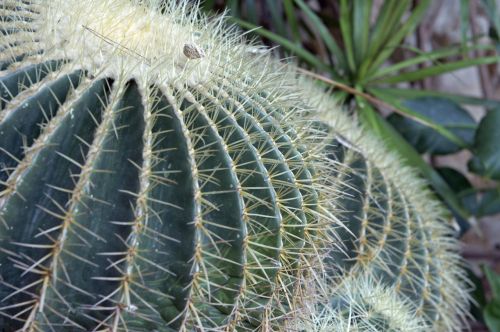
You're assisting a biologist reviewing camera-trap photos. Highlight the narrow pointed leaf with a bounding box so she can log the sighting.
[352,0,372,64]
[295,0,347,69]
[369,44,495,80]
[339,0,356,72]
[386,97,476,155]
[372,56,500,84]
[365,0,430,77]
[370,90,470,148]
[283,0,301,43]
[358,1,410,78]
[370,87,500,108]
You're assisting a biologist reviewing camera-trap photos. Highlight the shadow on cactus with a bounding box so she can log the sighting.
[0,0,469,331]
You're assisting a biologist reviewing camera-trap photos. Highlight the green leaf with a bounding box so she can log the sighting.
[450,186,500,218]
[435,170,500,217]
[436,167,476,233]
[283,0,301,44]
[436,167,473,193]
[386,97,476,155]
[371,91,471,149]
[245,0,259,24]
[355,96,470,222]
[485,265,500,298]
[456,188,480,218]
[369,44,495,81]
[372,56,500,84]
[352,0,372,64]
[484,266,500,332]
[485,299,500,332]
[294,0,347,70]
[339,0,356,73]
[467,267,487,322]
[370,87,500,108]
[365,0,430,78]
[482,0,500,47]
[477,187,500,216]
[230,17,331,73]
[364,1,408,61]
[459,0,470,48]
[468,109,500,180]
[227,0,239,15]
[266,0,287,38]
[200,0,216,11]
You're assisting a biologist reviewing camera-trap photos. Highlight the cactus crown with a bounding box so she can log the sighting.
[25,0,233,83]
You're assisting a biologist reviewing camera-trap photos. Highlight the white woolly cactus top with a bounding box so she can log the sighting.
[12,0,271,86]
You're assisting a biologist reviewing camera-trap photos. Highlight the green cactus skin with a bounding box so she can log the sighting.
[302,87,471,331]
[0,1,331,331]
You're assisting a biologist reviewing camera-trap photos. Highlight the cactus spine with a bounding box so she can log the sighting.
[0,1,470,331]
[295,276,428,332]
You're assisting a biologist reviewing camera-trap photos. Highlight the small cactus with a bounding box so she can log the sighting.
[295,275,428,332]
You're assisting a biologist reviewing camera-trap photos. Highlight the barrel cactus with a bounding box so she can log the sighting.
[0,0,470,331]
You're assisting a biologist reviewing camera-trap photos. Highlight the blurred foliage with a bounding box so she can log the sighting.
[484,266,500,332]
[200,0,500,329]
[387,98,476,155]
[468,266,488,323]
[482,0,500,52]
[469,109,500,181]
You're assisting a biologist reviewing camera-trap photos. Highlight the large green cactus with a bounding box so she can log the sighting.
[0,1,332,330]
[0,0,470,331]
